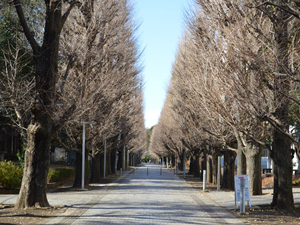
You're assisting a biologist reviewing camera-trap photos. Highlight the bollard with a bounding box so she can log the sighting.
[240,178,245,214]
[160,168,162,175]
[120,168,123,176]
[203,170,207,191]
[134,168,136,175]
[147,167,149,175]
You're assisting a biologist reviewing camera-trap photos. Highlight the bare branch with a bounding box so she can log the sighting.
[11,0,40,53]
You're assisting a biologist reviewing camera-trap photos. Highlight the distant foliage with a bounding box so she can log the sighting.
[142,154,151,163]
[0,161,23,190]
[47,168,75,183]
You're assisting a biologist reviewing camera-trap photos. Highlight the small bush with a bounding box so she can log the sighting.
[0,161,23,190]
[292,177,300,186]
[48,167,75,183]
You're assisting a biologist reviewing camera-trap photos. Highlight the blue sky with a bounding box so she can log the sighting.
[133,0,193,129]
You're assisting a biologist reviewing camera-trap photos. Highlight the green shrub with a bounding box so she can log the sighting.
[0,160,23,190]
[48,167,75,183]
[293,177,300,186]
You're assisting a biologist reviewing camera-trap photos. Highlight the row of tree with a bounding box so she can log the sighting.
[1,0,145,209]
[150,0,300,210]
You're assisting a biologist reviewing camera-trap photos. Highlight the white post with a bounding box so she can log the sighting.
[217,156,221,191]
[203,170,207,191]
[103,134,107,178]
[240,178,245,214]
[81,123,86,190]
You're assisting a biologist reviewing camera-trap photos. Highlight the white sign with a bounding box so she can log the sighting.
[234,175,251,208]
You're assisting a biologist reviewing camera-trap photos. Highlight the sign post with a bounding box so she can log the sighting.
[234,175,251,208]
[240,178,246,213]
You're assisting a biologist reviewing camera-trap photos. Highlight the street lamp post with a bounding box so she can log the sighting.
[82,121,96,190]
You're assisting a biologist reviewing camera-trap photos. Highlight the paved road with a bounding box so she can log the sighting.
[64,164,244,225]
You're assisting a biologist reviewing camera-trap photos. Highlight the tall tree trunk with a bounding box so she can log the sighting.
[272,131,293,208]
[207,156,213,183]
[12,0,78,209]
[107,149,111,176]
[15,38,59,208]
[222,150,236,190]
[15,121,51,208]
[91,148,101,183]
[194,152,200,178]
[129,152,132,167]
[237,146,246,175]
[271,7,294,209]
[245,144,262,195]
[111,148,117,174]
[125,148,128,169]
[211,154,217,184]
[73,151,82,187]
[172,155,175,169]
[84,147,89,187]
[189,154,195,175]
[117,150,122,170]
[100,153,104,178]
[179,152,184,171]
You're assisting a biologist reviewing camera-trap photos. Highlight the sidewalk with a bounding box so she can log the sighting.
[0,169,134,206]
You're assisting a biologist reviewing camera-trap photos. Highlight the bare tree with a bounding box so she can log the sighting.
[56,0,144,184]
[155,1,271,195]
[3,0,144,209]
[2,0,81,209]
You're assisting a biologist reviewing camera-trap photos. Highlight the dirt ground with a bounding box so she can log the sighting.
[0,204,66,225]
[232,174,300,224]
[231,206,300,224]
[181,173,300,225]
[1,168,300,224]
[0,165,121,225]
